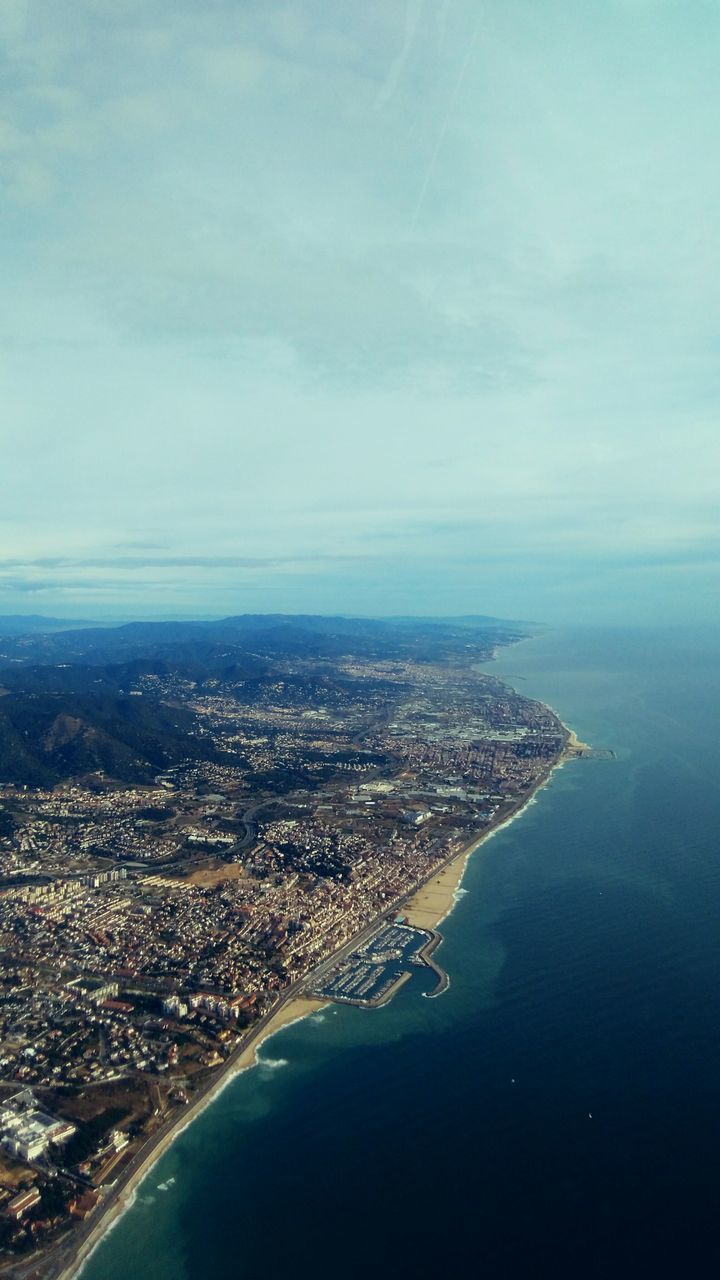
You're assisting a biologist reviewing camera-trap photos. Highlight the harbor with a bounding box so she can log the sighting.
[307,922,448,1007]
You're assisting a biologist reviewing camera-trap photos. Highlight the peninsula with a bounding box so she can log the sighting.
[0,614,588,1278]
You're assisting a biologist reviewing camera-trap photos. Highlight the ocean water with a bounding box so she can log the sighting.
[80,627,720,1279]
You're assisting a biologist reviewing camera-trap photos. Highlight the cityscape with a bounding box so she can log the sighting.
[0,615,577,1274]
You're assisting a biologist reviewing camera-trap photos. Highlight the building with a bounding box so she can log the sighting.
[66,977,120,1006]
[163,995,188,1018]
[6,1187,41,1220]
[400,809,432,826]
[0,1091,76,1163]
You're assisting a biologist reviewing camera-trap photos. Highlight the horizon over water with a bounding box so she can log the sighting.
[80,626,720,1279]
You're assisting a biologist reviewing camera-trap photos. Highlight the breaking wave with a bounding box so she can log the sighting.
[260,1056,289,1070]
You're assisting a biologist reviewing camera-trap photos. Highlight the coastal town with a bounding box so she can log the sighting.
[0,617,578,1276]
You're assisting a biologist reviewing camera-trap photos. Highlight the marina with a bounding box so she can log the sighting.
[308,923,448,1006]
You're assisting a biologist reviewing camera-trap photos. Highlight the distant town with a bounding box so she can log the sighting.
[0,614,575,1275]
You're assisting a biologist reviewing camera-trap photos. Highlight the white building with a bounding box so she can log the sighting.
[0,1091,76,1163]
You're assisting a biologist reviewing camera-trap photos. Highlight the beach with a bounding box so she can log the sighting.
[563,728,593,757]
[232,996,327,1071]
[403,843,478,930]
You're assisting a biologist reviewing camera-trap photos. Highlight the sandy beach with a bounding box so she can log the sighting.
[403,843,479,931]
[232,996,327,1070]
[563,728,593,757]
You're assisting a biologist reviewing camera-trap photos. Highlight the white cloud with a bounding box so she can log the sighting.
[1,0,719,622]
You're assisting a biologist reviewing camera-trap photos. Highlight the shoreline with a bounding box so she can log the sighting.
[404,720,583,934]
[42,712,585,1280]
[54,996,326,1280]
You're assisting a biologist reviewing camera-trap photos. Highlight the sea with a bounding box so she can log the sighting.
[80,626,720,1279]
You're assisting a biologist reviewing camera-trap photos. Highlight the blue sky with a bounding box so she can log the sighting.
[2,0,719,623]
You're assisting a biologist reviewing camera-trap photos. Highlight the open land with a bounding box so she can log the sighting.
[0,614,589,1278]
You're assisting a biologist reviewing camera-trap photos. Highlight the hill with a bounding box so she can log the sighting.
[0,691,227,787]
[0,614,525,786]
[0,613,523,668]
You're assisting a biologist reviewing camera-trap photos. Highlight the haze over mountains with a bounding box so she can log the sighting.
[0,614,521,789]
[0,616,96,636]
[0,614,520,664]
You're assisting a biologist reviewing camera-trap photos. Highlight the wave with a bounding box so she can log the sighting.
[422,981,450,1000]
[259,1056,289,1070]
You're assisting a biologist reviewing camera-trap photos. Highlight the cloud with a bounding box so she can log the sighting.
[1,0,719,623]
[0,553,367,572]
[374,0,424,110]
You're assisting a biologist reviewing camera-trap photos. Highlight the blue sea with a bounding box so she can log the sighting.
[80,627,720,1279]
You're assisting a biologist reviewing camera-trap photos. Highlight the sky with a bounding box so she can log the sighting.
[2,0,719,624]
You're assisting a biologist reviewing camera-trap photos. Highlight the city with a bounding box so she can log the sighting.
[0,617,571,1271]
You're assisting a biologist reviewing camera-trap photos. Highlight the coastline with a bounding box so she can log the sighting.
[47,713,586,1280]
[404,721,589,933]
[55,996,326,1280]
[563,728,593,758]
